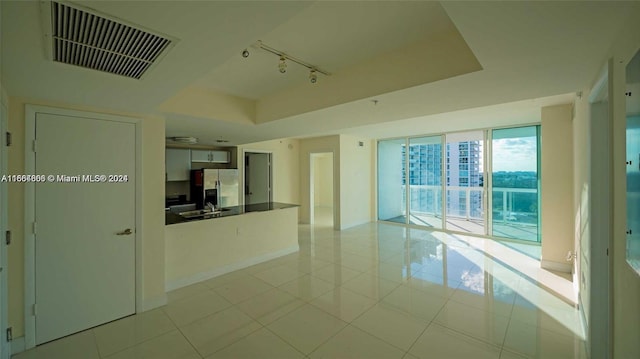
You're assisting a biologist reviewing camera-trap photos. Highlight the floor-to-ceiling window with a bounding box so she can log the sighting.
[445,131,485,235]
[377,125,541,243]
[491,126,541,242]
[407,136,443,228]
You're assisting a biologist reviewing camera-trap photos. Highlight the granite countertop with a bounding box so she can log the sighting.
[166,202,299,225]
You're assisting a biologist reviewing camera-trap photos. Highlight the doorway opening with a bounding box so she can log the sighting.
[244,151,272,205]
[310,153,334,227]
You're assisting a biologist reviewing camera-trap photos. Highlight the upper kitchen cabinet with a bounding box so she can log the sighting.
[166,148,191,181]
[191,149,230,163]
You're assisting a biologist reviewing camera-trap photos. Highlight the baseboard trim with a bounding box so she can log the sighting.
[140,294,167,312]
[165,245,299,292]
[11,336,25,355]
[541,259,572,273]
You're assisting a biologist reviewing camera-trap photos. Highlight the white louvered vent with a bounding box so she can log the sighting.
[49,1,172,79]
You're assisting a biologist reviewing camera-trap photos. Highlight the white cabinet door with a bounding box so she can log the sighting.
[35,112,135,344]
[191,150,210,162]
[211,150,229,163]
[166,148,191,181]
[191,150,229,163]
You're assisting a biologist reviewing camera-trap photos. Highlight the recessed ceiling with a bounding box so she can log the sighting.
[195,1,455,99]
[2,1,639,146]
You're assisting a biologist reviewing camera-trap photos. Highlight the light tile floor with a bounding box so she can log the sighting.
[14,222,586,359]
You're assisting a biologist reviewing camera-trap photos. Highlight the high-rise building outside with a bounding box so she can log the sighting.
[446,141,483,218]
[402,141,483,218]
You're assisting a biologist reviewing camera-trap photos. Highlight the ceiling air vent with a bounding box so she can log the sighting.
[45,1,173,79]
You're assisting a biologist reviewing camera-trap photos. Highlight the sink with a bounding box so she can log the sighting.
[179,209,211,216]
[179,208,231,219]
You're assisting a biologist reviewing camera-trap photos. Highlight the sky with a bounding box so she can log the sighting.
[492,137,537,172]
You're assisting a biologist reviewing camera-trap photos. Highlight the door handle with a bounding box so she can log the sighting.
[116,228,133,236]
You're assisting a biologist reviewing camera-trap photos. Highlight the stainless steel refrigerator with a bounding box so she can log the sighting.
[190,169,239,209]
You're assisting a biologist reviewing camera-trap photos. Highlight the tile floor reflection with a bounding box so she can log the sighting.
[14,222,586,359]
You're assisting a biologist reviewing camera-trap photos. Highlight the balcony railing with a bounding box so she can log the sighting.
[402,185,538,226]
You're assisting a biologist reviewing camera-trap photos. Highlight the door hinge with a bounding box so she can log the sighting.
[6,327,12,342]
[32,303,37,316]
[5,132,11,147]
[32,139,37,152]
[606,248,609,256]
[5,230,10,245]
[32,222,37,234]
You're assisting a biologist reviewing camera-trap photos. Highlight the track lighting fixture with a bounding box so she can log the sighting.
[244,40,330,84]
[278,56,287,73]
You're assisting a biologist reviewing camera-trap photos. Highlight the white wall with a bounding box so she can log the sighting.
[573,80,615,358]
[6,98,166,339]
[572,89,592,336]
[541,104,574,272]
[339,135,374,229]
[237,138,300,205]
[165,207,298,290]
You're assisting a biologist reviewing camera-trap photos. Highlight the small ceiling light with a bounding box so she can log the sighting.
[216,139,230,143]
[309,69,317,84]
[241,49,250,58]
[278,56,287,73]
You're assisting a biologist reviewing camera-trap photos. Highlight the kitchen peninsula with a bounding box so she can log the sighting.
[165,202,299,291]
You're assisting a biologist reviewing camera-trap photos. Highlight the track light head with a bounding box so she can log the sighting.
[241,49,250,58]
[278,56,287,73]
[309,69,317,84]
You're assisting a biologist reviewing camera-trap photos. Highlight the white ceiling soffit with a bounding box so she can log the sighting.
[42,1,174,80]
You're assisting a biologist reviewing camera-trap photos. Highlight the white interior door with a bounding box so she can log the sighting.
[245,152,271,204]
[34,113,136,344]
[0,102,8,358]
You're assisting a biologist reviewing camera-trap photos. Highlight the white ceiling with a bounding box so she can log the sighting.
[2,1,639,145]
[195,1,454,99]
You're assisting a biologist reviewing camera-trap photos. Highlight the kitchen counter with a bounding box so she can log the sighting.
[165,203,299,291]
[165,202,299,225]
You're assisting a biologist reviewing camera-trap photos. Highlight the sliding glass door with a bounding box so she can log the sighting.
[407,136,443,228]
[378,138,407,223]
[445,131,485,235]
[377,126,541,243]
[490,126,540,242]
